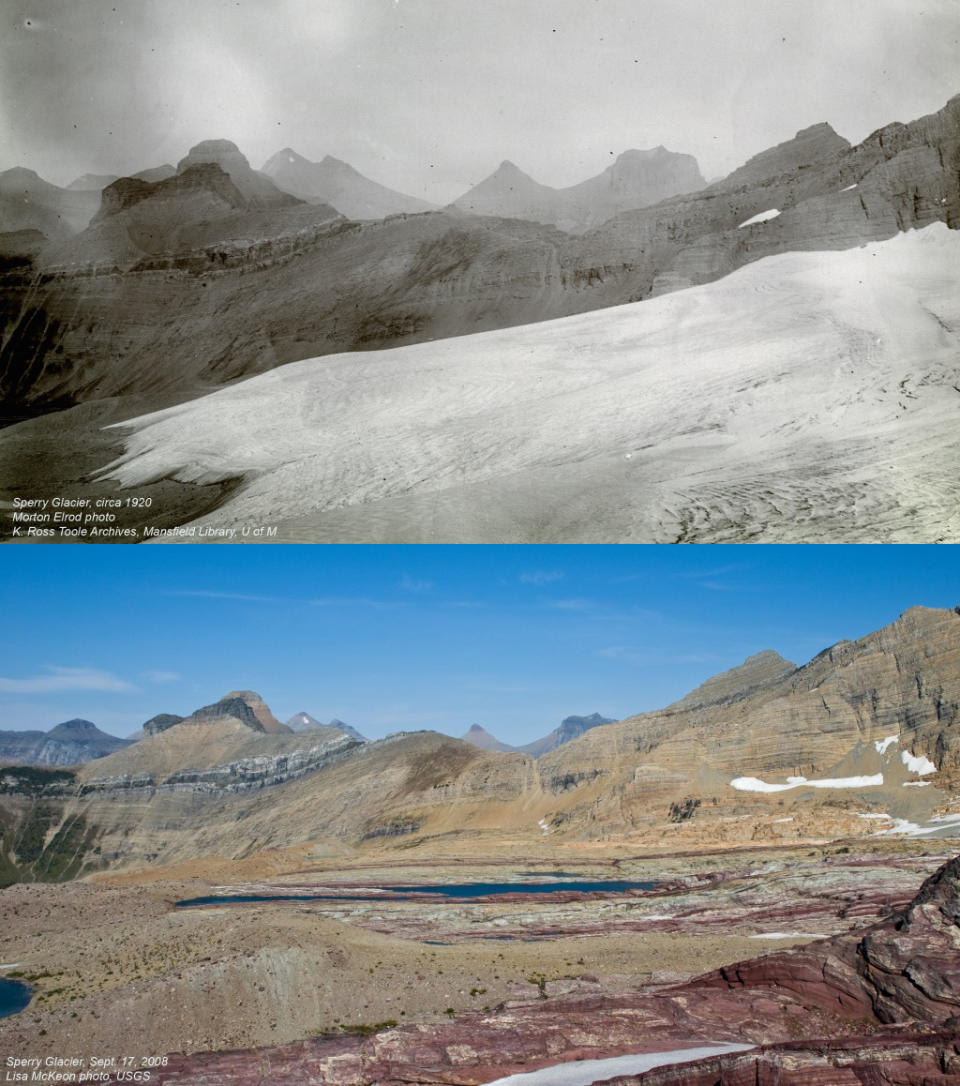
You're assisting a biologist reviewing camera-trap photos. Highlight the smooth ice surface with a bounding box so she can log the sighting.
[731,774,883,792]
[875,735,899,754]
[481,1043,755,1085]
[737,207,781,227]
[101,224,960,543]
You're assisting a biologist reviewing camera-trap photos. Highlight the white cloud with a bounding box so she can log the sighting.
[142,670,181,684]
[519,570,564,586]
[0,666,135,694]
[399,573,434,593]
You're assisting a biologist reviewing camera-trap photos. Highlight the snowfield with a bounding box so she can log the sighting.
[737,207,781,227]
[100,224,960,542]
[731,774,884,793]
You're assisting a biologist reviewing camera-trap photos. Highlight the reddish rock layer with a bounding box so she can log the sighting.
[114,853,960,1085]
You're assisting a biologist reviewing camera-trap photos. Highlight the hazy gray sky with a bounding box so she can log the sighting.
[2,0,958,202]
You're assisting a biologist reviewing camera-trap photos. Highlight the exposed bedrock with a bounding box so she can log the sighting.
[101,852,960,1085]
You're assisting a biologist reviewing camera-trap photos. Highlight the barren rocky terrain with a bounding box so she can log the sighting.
[2,607,960,1082]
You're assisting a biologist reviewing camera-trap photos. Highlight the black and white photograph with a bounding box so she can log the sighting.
[1,0,958,543]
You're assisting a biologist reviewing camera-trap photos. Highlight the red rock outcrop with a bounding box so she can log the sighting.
[102,852,960,1085]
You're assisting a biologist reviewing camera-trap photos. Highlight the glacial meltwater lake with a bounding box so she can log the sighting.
[176,880,656,907]
[0,978,31,1018]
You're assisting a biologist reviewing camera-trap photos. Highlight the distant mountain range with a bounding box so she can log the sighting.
[287,712,367,743]
[460,713,617,756]
[1,605,957,884]
[452,147,706,233]
[262,148,435,219]
[0,719,132,766]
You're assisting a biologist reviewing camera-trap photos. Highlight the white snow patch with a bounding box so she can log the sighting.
[841,183,858,192]
[538,819,550,836]
[731,774,883,792]
[738,208,781,228]
[903,781,932,787]
[772,817,794,823]
[481,1043,756,1085]
[901,750,937,775]
[749,932,828,940]
[857,813,891,820]
[875,735,899,755]
[877,813,960,837]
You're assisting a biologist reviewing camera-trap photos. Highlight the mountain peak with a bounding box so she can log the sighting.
[186,138,241,156]
[48,718,101,738]
[461,724,516,752]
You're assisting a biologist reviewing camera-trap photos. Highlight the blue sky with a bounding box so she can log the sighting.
[0,545,956,742]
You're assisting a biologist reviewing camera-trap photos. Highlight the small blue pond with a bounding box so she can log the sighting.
[176,880,656,908]
[0,978,31,1018]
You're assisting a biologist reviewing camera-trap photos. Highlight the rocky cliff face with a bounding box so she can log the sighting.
[539,606,960,839]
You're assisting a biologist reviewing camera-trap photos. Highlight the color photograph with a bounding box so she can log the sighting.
[0,544,959,1082]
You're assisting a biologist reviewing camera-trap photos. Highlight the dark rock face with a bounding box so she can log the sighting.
[0,720,131,766]
[94,164,249,221]
[176,139,301,208]
[183,697,266,732]
[141,714,184,737]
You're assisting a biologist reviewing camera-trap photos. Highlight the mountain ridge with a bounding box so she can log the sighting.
[453,145,706,232]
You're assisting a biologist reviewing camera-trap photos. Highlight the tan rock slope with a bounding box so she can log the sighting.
[0,606,956,882]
